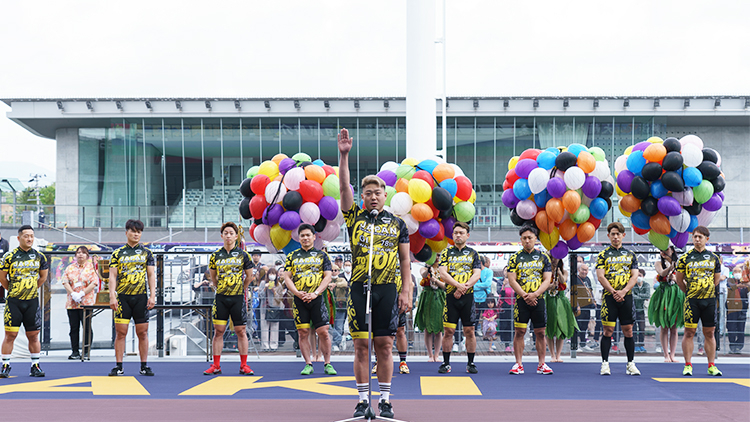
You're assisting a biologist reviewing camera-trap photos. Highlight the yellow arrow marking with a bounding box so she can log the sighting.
[653,378,750,387]
[180,376,363,396]
[0,376,150,395]
[420,376,482,395]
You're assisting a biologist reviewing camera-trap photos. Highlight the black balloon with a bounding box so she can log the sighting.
[239,178,254,198]
[282,191,303,211]
[239,197,252,220]
[604,197,612,210]
[663,137,681,153]
[711,176,725,193]
[661,171,685,192]
[438,206,454,220]
[415,244,433,262]
[641,162,663,182]
[702,148,719,164]
[697,161,721,181]
[630,176,651,200]
[640,197,659,216]
[555,151,577,171]
[314,215,327,233]
[510,209,529,226]
[299,161,313,168]
[662,151,684,171]
[685,200,702,216]
[598,181,614,199]
[431,187,453,211]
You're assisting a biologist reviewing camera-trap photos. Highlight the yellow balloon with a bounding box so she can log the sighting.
[624,146,633,155]
[269,224,291,250]
[540,228,560,251]
[468,189,476,204]
[647,136,663,144]
[333,166,339,177]
[272,153,288,165]
[258,160,279,179]
[408,178,432,203]
[425,237,448,253]
[618,203,632,218]
[615,184,626,197]
[401,157,419,167]
[508,156,519,170]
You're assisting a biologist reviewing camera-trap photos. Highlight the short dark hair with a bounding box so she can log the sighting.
[298,223,316,235]
[75,246,90,256]
[693,226,710,237]
[607,222,625,234]
[519,224,538,238]
[251,249,262,256]
[125,219,144,232]
[18,225,34,235]
[453,221,470,233]
[220,222,239,234]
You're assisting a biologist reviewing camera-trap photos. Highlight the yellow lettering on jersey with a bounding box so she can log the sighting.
[653,378,749,387]
[420,377,482,395]
[0,376,149,395]
[179,376,359,396]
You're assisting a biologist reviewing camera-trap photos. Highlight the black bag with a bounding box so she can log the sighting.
[266,308,282,321]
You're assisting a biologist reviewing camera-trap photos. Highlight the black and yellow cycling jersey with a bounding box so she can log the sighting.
[439,245,481,294]
[0,247,49,300]
[285,247,332,293]
[109,243,154,295]
[507,249,551,295]
[596,246,638,296]
[344,203,409,285]
[676,248,721,299]
[209,246,253,296]
[395,266,402,293]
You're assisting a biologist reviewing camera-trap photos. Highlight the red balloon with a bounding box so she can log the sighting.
[455,176,473,201]
[505,168,520,185]
[634,227,650,236]
[413,170,435,189]
[250,195,268,220]
[248,223,257,241]
[409,233,426,254]
[299,180,324,203]
[429,223,445,242]
[503,179,512,190]
[322,165,336,177]
[519,149,542,161]
[586,215,602,229]
[250,174,270,195]
[426,199,440,219]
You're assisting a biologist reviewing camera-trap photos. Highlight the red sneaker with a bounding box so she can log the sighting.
[509,363,524,375]
[239,364,255,375]
[537,363,554,375]
[203,364,221,375]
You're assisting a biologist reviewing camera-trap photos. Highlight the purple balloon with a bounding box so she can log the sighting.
[278,210,301,231]
[376,170,398,187]
[442,217,456,240]
[502,189,520,208]
[717,191,725,200]
[632,141,650,152]
[279,158,297,175]
[514,159,538,179]
[419,219,441,239]
[672,231,690,249]
[657,196,682,217]
[581,176,602,199]
[262,203,284,226]
[547,177,567,198]
[567,235,582,251]
[318,196,339,220]
[616,170,635,194]
[549,241,569,260]
[702,193,723,212]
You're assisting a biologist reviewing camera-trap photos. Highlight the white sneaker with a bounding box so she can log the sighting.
[600,361,611,376]
[460,340,466,352]
[626,362,641,376]
[452,344,459,352]
[332,345,340,352]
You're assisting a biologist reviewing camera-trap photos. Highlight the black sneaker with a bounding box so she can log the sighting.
[353,401,369,417]
[466,362,478,374]
[30,363,45,377]
[0,364,11,378]
[109,366,124,376]
[378,400,394,418]
[140,366,155,376]
[438,363,451,374]
[68,353,81,360]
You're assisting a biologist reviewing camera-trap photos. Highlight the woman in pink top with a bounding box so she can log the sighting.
[61,246,100,359]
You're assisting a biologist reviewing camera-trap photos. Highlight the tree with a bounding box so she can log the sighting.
[40,184,55,205]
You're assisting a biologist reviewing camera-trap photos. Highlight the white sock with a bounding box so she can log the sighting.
[379,382,391,402]
[31,353,40,365]
[357,383,368,402]
[1,354,10,366]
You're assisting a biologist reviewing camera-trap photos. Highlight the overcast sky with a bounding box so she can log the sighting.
[2,0,749,186]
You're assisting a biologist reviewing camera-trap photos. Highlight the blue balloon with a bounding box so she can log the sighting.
[650,180,668,198]
[687,215,699,233]
[567,144,588,157]
[533,189,550,208]
[417,159,438,174]
[626,151,647,174]
[536,151,557,170]
[513,179,532,200]
[439,178,458,198]
[312,159,325,166]
[545,147,560,156]
[631,210,651,230]
[683,167,702,187]
[281,239,301,255]
[589,197,609,220]
[666,227,678,239]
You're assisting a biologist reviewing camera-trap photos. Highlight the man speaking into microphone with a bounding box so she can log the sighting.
[338,128,412,419]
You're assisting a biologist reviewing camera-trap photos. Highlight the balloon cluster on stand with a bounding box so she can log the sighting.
[238,153,345,254]
[501,145,615,259]
[377,158,475,265]
[614,135,724,250]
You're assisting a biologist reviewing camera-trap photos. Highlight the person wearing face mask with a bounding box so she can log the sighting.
[260,268,283,352]
[726,264,748,354]
[61,246,100,359]
[341,261,352,283]
[631,269,651,353]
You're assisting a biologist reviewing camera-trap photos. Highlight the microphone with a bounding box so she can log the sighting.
[369,209,379,221]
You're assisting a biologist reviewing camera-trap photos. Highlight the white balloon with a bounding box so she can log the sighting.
[264,181,287,204]
[528,167,550,194]
[696,208,717,227]
[299,202,320,225]
[614,155,627,175]
[390,192,414,216]
[450,163,465,178]
[291,228,300,242]
[320,220,341,241]
[516,199,537,220]
[669,210,691,232]
[334,207,345,226]
[401,214,420,235]
[283,167,305,191]
[681,143,703,167]
[591,161,611,181]
[672,188,694,206]
[564,166,586,190]
[679,134,704,150]
[430,155,447,164]
[314,238,325,250]
[380,161,399,173]
[582,195,593,206]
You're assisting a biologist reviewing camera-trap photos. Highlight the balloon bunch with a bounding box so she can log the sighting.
[614,135,724,250]
[377,157,475,265]
[501,145,614,259]
[239,153,345,254]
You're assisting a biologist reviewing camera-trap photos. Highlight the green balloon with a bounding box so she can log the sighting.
[322,174,340,199]
[693,180,714,204]
[246,166,260,178]
[395,164,416,180]
[425,250,438,266]
[589,147,606,162]
[648,230,669,251]
[454,201,476,223]
[292,152,311,164]
[571,203,590,224]
[384,186,397,206]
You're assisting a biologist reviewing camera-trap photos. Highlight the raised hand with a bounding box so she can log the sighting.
[338,128,352,154]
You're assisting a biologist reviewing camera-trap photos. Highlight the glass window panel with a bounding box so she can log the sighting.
[260,118,280,162]
[514,118,534,155]
[358,117,378,178]
[300,118,320,161]
[454,117,474,186]
[241,118,261,176]
[280,118,300,158]
[379,117,398,166]
[396,118,406,163]
[475,117,494,205]
[319,117,339,168]
[222,119,243,225]
[536,117,554,150]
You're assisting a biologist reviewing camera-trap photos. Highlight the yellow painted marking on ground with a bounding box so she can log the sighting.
[420,377,482,396]
[653,378,750,387]
[179,376,360,396]
[0,376,150,395]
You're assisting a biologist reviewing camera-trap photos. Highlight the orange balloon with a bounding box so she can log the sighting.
[273,175,283,182]
[395,178,410,193]
[411,203,433,222]
[535,210,556,234]
[577,151,596,174]
[577,222,596,243]
[546,198,565,224]
[559,219,578,241]
[643,143,667,163]
[620,194,641,214]
[432,163,455,182]
[650,213,671,235]
[272,153,288,166]
[562,190,582,214]
[304,165,326,184]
